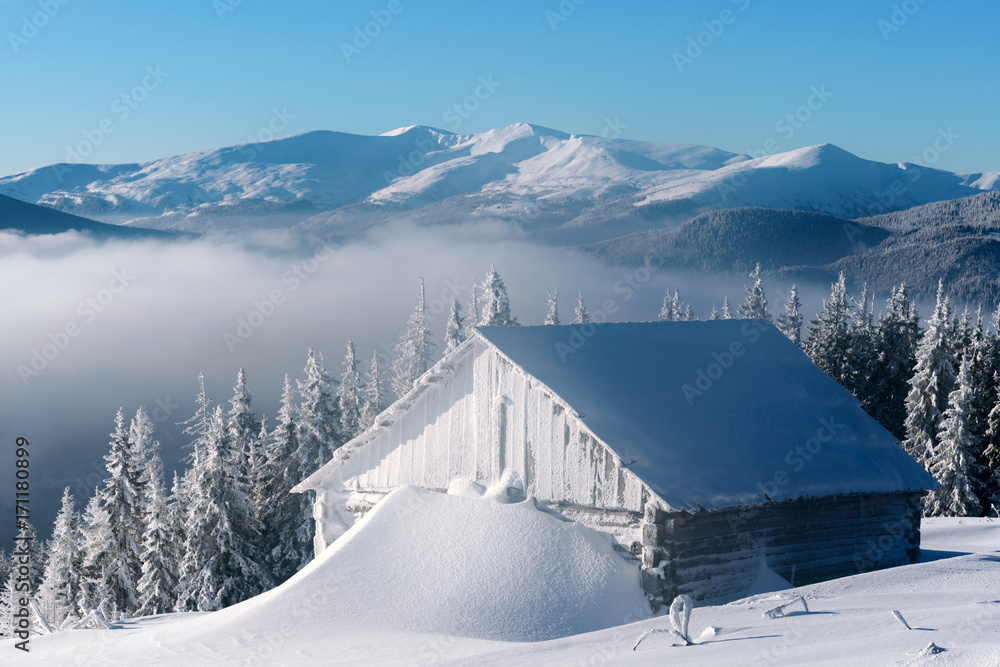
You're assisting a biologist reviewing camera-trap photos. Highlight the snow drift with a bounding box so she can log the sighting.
[176,485,650,644]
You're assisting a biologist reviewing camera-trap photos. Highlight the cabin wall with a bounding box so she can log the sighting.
[312,338,648,554]
[473,343,646,514]
[640,492,923,608]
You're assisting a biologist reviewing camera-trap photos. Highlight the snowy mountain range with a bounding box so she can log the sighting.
[2,123,998,244]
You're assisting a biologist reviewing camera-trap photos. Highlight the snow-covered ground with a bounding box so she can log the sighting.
[7,491,999,666]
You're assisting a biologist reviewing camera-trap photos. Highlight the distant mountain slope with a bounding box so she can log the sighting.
[814,191,1000,302]
[582,208,890,273]
[1,124,995,242]
[584,192,1000,304]
[0,194,177,239]
[639,143,995,219]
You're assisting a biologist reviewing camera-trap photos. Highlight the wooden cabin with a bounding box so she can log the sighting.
[294,320,937,607]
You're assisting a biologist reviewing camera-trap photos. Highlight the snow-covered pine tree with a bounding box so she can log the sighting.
[868,284,920,439]
[297,348,342,476]
[176,406,269,611]
[227,368,262,484]
[479,265,519,326]
[261,375,314,585]
[0,563,14,639]
[180,373,212,471]
[466,281,480,330]
[129,406,157,492]
[658,290,678,321]
[174,375,213,560]
[721,296,733,319]
[959,311,994,505]
[444,298,467,353]
[981,376,1000,516]
[953,305,973,362]
[166,471,187,580]
[925,356,984,516]
[0,551,9,601]
[360,352,386,431]
[338,339,364,440]
[127,406,157,555]
[574,289,591,324]
[657,289,692,322]
[78,494,113,616]
[391,279,434,397]
[35,488,83,628]
[850,282,877,408]
[708,303,719,320]
[98,408,145,616]
[903,281,958,467]
[544,289,560,325]
[777,284,803,347]
[136,452,177,616]
[806,273,859,393]
[250,418,270,517]
[738,263,772,321]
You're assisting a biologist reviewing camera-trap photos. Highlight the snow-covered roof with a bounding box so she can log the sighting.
[477,320,936,510]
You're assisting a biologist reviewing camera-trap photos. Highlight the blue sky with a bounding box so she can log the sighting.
[1,0,997,176]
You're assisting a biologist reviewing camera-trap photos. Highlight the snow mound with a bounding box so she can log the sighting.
[192,485,650,643]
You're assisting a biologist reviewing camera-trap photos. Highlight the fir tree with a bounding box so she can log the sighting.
[338,339,364,439]
[180,374,212,471]
[738,263,771,321]
[261,376,314,585]
[78,494,113,615]
[129,406,158,494]
[544,289,560,325]
[868,284,920,439]
[479,265,519,326]
[444,298,467,353]
[806,273,859,392]
[708,303,719,320]
[658,290,678,321]
[360,352,386,431]
[250,417,270,517]
[658,289,692,322]
[574,289,591,324]
[850,283,877,407]
[953,305,973,362]
[721,296,733,320]
[925,357,984,516]
[391,279,434,397]
[227,368,262,485]
[0,566,14,638]
[98,408,145,615]
[466,281,480,330]
[176,406,269,611]
[777,284,803,347]
[297,348,342,475]
[35,489,83,628]
[166,471,188,579]
[981,377,1000,515]
[903,281,957,467]
[136,453,177,616]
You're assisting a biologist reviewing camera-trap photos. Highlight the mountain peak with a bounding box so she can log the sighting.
[0,125,996,236]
